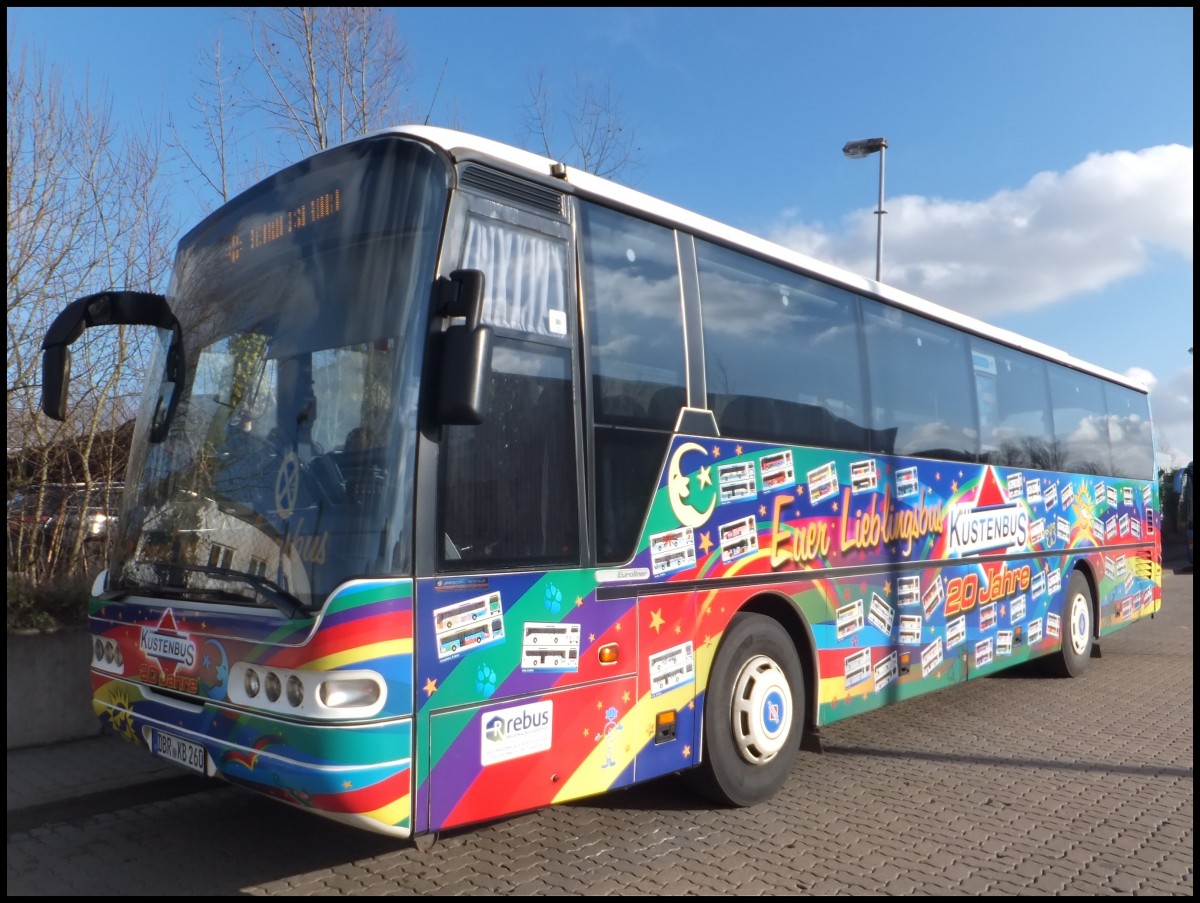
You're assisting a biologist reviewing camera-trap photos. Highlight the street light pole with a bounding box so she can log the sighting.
[842,137,888,282]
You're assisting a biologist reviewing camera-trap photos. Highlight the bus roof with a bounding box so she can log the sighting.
[370,125,1146,394]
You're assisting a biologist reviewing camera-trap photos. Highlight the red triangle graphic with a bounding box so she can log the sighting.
[976,467,1009,508]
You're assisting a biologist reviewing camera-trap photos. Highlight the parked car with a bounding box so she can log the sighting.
[7,482,123,549]
[64,483,124,541]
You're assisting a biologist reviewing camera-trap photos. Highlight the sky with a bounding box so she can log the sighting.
[8,7,1194,468]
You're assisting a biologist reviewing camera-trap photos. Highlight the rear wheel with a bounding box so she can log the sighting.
[686,612,804,806]
[1045,570,1094,677]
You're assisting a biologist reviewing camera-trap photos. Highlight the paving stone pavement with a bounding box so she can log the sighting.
[7,548,1192,895]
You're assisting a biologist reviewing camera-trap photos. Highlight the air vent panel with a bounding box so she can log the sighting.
[460,165,565,217]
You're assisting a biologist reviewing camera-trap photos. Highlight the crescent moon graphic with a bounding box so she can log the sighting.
[203,639,230,698]
[668,441,715,529]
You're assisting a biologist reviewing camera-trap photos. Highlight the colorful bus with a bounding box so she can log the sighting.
[41,126,1162,839]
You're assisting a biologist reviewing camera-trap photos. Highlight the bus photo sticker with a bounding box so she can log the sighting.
[718,460,758,503]
[836,598,865,640]
[759,450,796,492]
[650,526,697,576]
[435,592,506,661]
[650,642,695,696]
[719,514,759,564]
[895,466,919,499]
[807,461,839,505]
[521,622,581,672]
[867,592,895,636]
[850,458,878,494]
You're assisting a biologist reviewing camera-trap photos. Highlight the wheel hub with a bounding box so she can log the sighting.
[730,654,793,765]
[1069,592,1090,656]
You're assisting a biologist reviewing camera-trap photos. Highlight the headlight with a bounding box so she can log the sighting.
[320,678,382,708]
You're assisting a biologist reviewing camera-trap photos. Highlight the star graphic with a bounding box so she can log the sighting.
[951,481,958,492]
[343,780,353,789]
[735,445,743,456]
[576,596,584,607]
[797,485,805,496]
[697,465,712,489]
[649,609,665,633]
[759,504,767,517]
[583,727,590,738]
[884,579,892,594]
[623,690,631,703]
[683,745,692,758]
[688,700,695,710]
[675,624,682,634]
[615,621,622,631]
[597,699,603,709]
[699,531,714,555]
[589,633,595,642]
[712,445,721,457]
[423,677,438,697]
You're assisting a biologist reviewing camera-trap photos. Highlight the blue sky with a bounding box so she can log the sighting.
[8,7,1194,466]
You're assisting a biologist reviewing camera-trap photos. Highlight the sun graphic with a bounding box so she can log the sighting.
[107,687,138,743]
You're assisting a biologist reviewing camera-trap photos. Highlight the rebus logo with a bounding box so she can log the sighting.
[480,700,553,765]
[484,716,506,744]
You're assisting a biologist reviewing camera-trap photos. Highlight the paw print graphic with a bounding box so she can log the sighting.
[476,664,498,698]
[544,582,563,615]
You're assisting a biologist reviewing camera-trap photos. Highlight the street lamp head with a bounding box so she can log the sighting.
[842,137,888,159]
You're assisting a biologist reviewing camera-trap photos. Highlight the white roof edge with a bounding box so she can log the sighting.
[374,125,1147,394]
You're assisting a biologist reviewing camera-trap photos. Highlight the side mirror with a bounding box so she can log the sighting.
[41,344,73,422]
[40,291,183,439]
[438,325,493,424]
[435,269,492,425]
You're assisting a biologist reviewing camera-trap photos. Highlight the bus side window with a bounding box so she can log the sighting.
[695,238,870,453]
[579,202,686,564]
[438,213,580,569]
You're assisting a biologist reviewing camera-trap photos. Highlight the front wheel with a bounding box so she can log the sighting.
[686,612,804,806]
[1044,570,1094,678]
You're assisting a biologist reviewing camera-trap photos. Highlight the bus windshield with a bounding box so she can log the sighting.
[110,136,450,610]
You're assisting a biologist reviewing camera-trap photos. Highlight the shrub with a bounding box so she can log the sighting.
[6,572,92,631]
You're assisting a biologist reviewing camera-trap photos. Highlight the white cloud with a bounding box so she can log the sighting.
[770,144,1193,319]
[767,145,1194,465]
[1148,365,1195,469]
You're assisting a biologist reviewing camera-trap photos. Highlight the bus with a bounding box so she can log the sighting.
[40,126,1162,839]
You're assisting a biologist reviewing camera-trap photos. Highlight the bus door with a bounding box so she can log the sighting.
[414,184,637,833]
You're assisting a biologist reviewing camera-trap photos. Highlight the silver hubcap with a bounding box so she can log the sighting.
[1068,591,1091,657]
[730,654,792,765]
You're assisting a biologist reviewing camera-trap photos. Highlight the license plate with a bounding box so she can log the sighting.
[152,729,207,774]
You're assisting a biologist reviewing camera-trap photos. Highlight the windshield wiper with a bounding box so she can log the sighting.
[167,562,307,618]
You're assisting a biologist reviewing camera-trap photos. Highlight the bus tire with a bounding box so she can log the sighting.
[686,612,803,807]
[1045,570,1094,678]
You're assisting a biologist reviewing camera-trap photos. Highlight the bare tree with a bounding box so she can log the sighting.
[7,31,172,582]
[174,7,418,213]
[520,66,641,181]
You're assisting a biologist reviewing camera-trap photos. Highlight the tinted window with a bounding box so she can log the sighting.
[1104,382,1154,479]
[696,240,870,450]
[441,337,579,567]
[971,338,1055,469]
[1047,367,1112,476]
[579,203,683,562]
[440,214,579,569]
[579,203,686,428]
[862,303,979,462]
